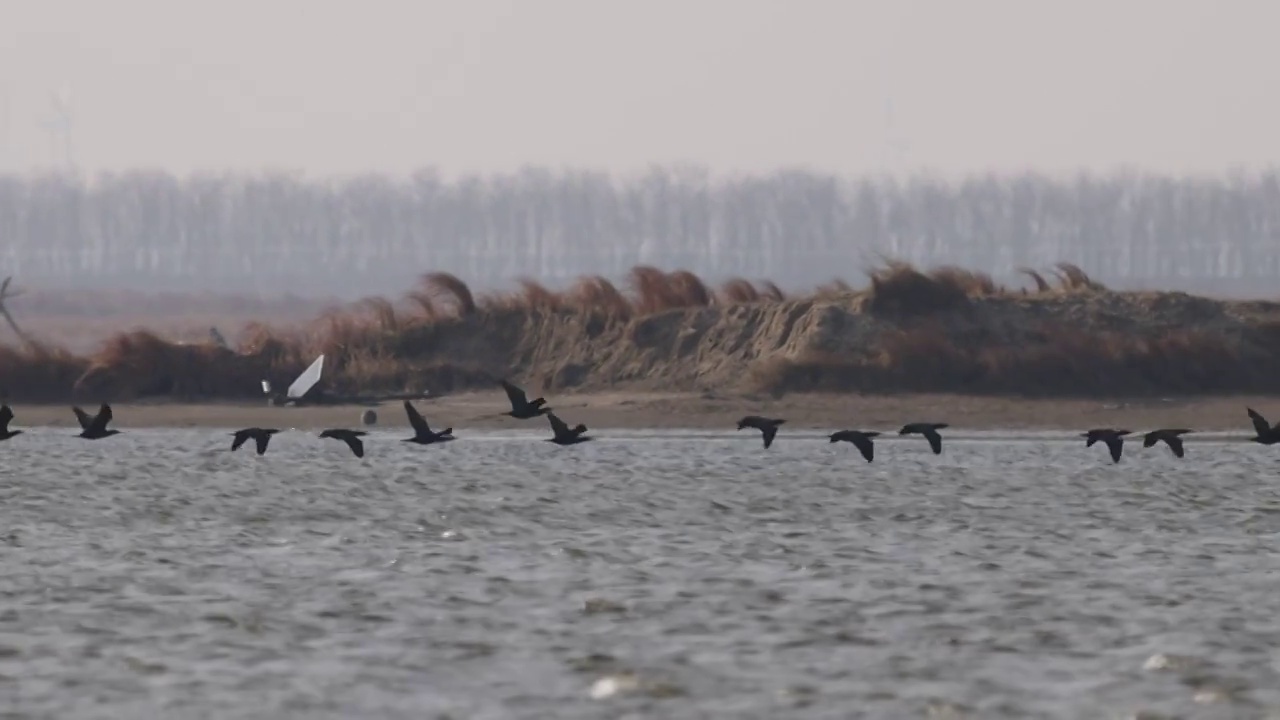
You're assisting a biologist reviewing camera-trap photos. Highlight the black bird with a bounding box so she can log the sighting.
[320,429,367,458]
[546,412,591,446]
[829,429,879,462]
[1142,428,1192,458]
[1247,407,1280,445]
[402,400,454,445]
[1083,428,1130,463]
[738,415,785,449]
[898,422,947,454]
[0,404,21,441]
[231,427,279,455]
[73,404,121,440]
[500,379,550,419]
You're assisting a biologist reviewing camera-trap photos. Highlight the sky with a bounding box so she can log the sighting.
[0,0,1276,179]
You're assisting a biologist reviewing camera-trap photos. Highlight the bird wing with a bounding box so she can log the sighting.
[1105,436,1123,463]
[851,434,874,462]
[254,434,272,455]
[762,425,778,449]
[923,428,943,454]
[1165,436,1184,458]
[403,400,430,436]
[345,435,365,458]
[501,380,528,409]
[72,406,93,430]
[547,412,571,439]
[86,404,113,435]
[0,404,11,431]
[231,430,249,451]
[1248,408,1271,436]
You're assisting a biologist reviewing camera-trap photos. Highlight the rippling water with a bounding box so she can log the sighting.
[4,427,1280,719]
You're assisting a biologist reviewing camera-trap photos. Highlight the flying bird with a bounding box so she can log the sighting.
[898,422,947,454]
[1247,407,1280,445]
[319,429,367,458]
[546,412,591,445]
[0,404,21,441]
[829,429,879,462]
[231,427,279,455]
[737,416,785,449]
[1083,428,1130,463]
[500,379,550,419]
[1142,428,1192,458]
[73,404,121,440]
[402,400,454,445]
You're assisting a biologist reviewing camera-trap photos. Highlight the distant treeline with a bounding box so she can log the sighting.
[1,167,1278,297]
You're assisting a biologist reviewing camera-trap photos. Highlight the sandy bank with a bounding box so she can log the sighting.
[12,391,1277,435]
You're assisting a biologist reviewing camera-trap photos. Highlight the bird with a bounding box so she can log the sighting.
[1083,428,1130,463]
[402,400,454,445]
[737,416,785,449]
[319,429,367,458]
[500,379,550,419]
[73,404,121,440]
[829,429,879,462]
[231,427,279,455]
[898,422,947,454]
[546,412,591,445]
[0,404,21,441]
[1247,408,1280,445]
[1142,428,1192,458]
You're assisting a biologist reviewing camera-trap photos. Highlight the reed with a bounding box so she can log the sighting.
[0,260,1272,403]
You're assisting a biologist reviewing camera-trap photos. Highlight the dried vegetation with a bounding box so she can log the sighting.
[3,261,1280,403]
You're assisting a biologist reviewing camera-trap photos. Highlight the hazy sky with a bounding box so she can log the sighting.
[0,0,1276,178]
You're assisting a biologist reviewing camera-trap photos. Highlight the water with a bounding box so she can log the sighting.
[4,428,1280,719]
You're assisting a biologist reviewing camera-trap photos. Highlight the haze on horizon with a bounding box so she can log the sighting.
[0,0,1276,180]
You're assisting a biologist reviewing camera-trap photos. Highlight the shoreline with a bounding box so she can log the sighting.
[9,391,1278,434]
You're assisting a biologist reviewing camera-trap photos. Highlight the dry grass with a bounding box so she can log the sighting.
[0,259,1265,403]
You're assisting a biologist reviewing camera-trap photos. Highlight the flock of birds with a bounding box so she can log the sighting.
[0,380,587,458]
[742,407,1280,463]
[3,379,1280,463]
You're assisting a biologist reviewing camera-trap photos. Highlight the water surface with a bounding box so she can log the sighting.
[3,428,1280,719]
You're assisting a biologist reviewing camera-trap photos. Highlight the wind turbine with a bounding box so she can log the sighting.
[40,87,75,174]
[0,85,10,172]
[883,96,911,175]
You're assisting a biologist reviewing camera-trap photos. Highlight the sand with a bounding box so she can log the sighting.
[12,390,1276,436]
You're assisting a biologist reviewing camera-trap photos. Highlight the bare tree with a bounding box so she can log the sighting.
[0,277,31,347]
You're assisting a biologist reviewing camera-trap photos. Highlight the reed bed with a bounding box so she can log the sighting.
[1,260,1272,403]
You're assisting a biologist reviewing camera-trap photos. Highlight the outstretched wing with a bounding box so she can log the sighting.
[345,436,365,458]
[1105,437,1123,463]
[762,425,778,449]
[72,406,93,430]
[0,404,12,432]
[403,400,430,436]
[923,428,943,455]
[254,434,272,455]
[231,430,250,451]
[1248,408,1272,436]
[501,380,529,409]
[851,434,874,462]
[547,412,571,439]
[1164,436,1185,458]
[86,404,113,435]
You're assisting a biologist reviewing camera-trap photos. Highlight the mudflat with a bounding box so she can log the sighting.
[14,391,1279,435]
